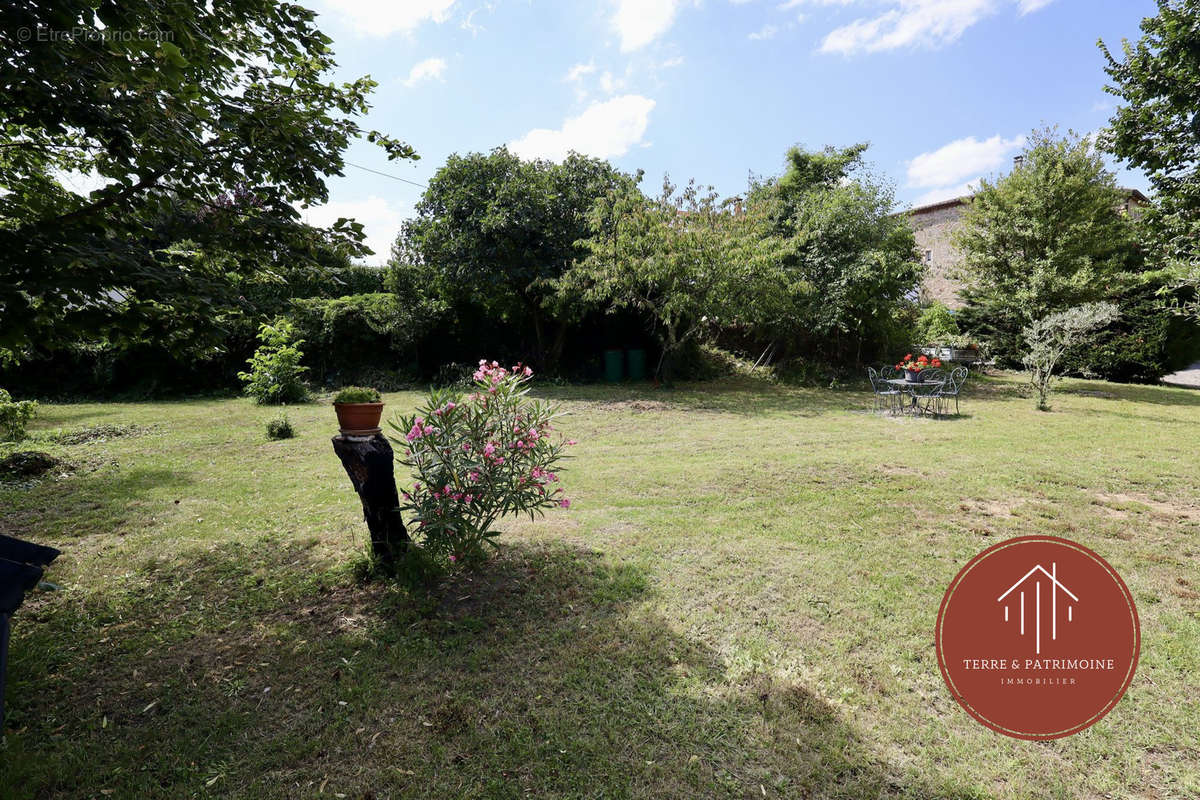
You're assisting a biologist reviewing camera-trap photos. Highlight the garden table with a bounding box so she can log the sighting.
[886,378,945,416]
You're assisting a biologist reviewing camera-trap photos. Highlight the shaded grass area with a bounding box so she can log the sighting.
[1,373,1198,798]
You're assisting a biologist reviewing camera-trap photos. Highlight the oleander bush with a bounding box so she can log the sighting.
[390,360,574,574]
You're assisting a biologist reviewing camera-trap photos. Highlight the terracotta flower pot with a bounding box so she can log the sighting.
[334,402,384,434]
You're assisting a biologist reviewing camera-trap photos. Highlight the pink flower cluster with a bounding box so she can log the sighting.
[473,359,534,387]
[406,416,435,441]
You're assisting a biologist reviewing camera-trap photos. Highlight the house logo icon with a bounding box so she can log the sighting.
[935,536,1140,740]
[997,562,1079,654]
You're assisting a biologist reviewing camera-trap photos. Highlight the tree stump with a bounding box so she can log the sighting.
[331,433,410,568]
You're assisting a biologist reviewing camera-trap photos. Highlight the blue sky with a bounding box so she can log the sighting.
[299,0,1157,261]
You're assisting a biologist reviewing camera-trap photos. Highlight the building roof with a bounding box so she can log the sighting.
[906,187,1150,218]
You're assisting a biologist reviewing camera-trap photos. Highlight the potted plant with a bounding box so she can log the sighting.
[895,353,942,382]
[333,386,383,434]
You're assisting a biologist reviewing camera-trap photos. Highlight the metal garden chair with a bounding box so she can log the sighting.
[934,366,969,416]
[867,366,902,415]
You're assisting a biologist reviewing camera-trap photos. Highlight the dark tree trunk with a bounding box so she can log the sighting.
[331,433,410,567]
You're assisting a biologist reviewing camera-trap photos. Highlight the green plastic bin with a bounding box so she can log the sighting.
[626,348,646,381]
[603,349,624,383]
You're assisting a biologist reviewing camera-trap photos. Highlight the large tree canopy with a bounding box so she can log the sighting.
[0,0,414,364]
[1101,0,1200,318]
[398,147,638,368]
[953,129,1139,322]
[741,144,921,364]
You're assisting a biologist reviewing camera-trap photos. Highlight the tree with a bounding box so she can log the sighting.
[741,144,922,365]
[1023,303,1120,410]
[1101,0,1200,319]
[0,0,415,365]
[398,148,637,369]
[953,129,1140,358]
[563,178,739,383]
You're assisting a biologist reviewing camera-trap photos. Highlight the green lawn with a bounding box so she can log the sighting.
[2,373,1198,799]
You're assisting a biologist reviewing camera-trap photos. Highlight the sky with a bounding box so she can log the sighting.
[298,0,1158,261]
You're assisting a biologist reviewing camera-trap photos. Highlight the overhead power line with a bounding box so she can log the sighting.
[344,160,427,189]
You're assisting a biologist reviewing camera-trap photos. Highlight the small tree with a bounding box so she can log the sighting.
[1023,303,1120,410]
[564,178,738,383]
[238,320,309,404]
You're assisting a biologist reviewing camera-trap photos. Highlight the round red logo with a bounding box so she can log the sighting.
[935,535,1139,740]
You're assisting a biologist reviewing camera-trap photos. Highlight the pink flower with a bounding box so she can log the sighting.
[449,554,457,563]
[483,442,495,457]
[559,498,571,509]
[468,470,479,482]
[566,439,577,446]
[524,366,533,377]
[423,424,434,435]
[462,443,471,452]
[445,402,455,411]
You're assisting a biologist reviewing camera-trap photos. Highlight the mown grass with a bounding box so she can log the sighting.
[1,373,1197,799]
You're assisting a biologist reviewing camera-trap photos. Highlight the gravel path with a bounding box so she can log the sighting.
[1162,360,1200,389]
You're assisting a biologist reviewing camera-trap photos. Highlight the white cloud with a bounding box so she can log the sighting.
[1016,0,1053,13]
[749,24,779,40]
[303,195,408,262]
[906,133,1025,188]
[509,95,656,161]
[818,0,1052,55]
[564,61,597,82]
[403,57,447,87]
[318,0,456,37]
[912,179,979,207]
[613,0,683,51]
[660,55,686,68]
[599,70,626,94]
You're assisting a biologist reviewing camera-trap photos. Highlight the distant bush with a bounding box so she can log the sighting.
[238,320,309,405]
[0,388,38,441]
[266,414,295,440]
[914,302,964,346]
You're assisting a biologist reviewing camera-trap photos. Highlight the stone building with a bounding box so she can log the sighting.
[906,188,1149,308]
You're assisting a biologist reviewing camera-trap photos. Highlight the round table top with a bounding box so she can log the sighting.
[886,378,944,387]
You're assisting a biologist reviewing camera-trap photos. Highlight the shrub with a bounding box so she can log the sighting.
[237,320,309,405]
[1060,282,1200,383]
[266,414,295,440]
[390,360,574,573]
[0,388,38,441]
[333,386,381,404]
[914,302,964,346]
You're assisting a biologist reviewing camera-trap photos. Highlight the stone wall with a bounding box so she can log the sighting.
[910,201,968,309]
